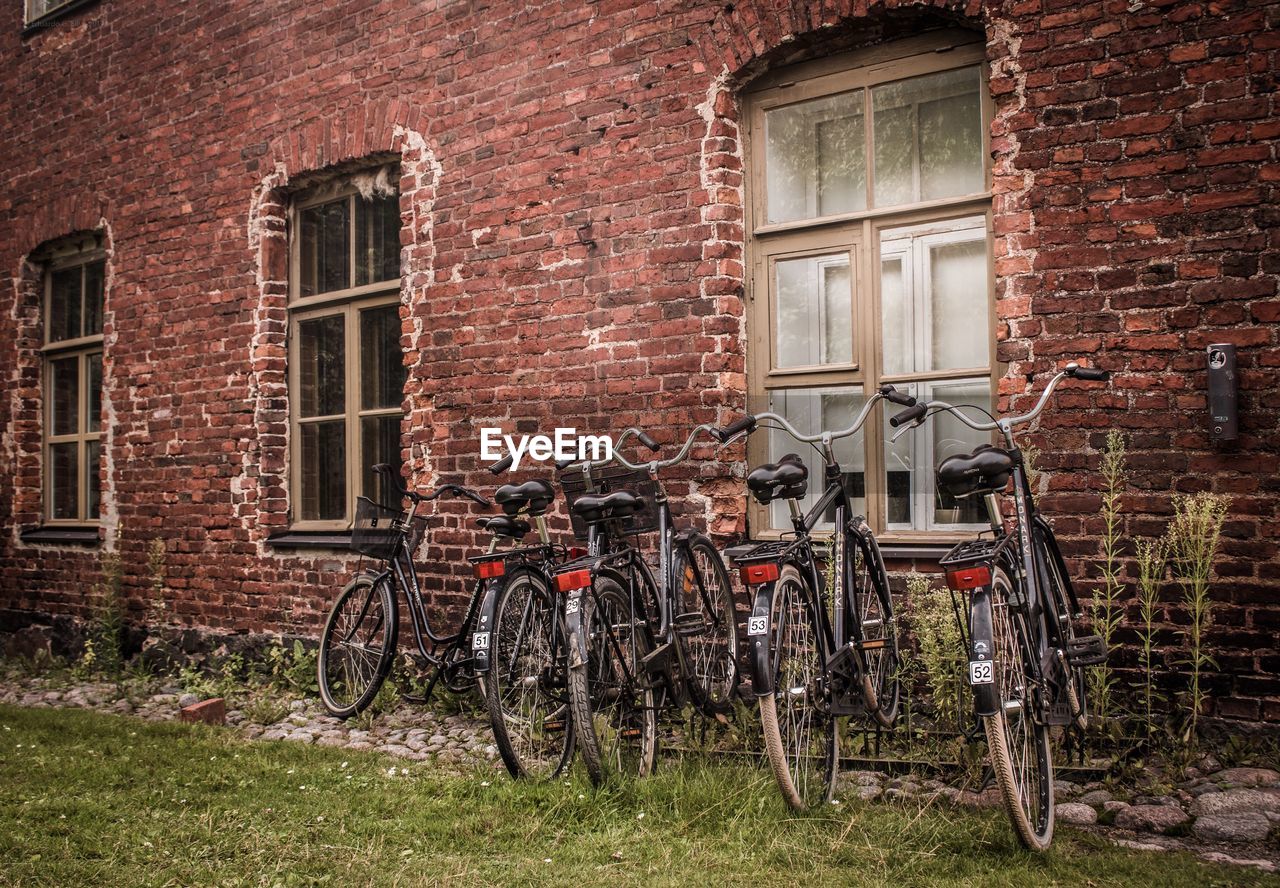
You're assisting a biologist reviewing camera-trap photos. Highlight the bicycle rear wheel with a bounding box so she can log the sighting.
[318,574,398,719]
[568,575,657,785]
[485,569,575,780]
[1037,531,1089,731]
[672,536,740,715]
[984,567,1055,851]
[758,565,838,811]
[848,522,900,728]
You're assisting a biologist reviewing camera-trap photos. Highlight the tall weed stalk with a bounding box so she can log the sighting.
[1090,430,1127,723]
[1134,537,1167,738]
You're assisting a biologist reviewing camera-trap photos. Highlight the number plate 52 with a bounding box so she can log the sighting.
[968,660,993,685]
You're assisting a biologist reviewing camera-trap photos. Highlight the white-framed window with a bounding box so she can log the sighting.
[288,173,405,529]
[745,33,996,539]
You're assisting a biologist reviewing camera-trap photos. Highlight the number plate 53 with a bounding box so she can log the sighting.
[747,615,768,637]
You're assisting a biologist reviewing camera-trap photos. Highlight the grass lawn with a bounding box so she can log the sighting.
[0,704,1273,887]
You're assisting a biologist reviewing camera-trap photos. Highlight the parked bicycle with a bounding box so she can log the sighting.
[554,425,740,785]
[712,384,912,810]
[469,460,577,779]
[888,361,1109,850]
[316,463,492,718]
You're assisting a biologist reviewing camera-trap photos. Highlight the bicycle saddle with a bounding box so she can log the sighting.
[571,490,645,524]
[937,444,1015,498]
[475,515,531,540]
[746,453,808,504]
[494,480,555,517]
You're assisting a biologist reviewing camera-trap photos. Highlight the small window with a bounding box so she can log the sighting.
[42,250,105,524]
[24,0,88,27]
[288,173,405,529]
[747,35,994,538]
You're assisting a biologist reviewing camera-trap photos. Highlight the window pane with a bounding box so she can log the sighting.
[50,356,79,436]
[931,379,993,527]
[50,442,78,520]
[49,267,81,342]
[87,353,102,433]
[86,439,101,520]
[872,66,983,207]
[355,194,401,287]
[880,220,989,375]
[83,261,104,336]
[765,387,865,530]
[775,253,852,369]
[765,90,866,224]
[360,305,406,410]
[299,199,350,297]
[298,314,345,418]
[300,421,346,522]
[362,415,403,506]
[883,378,992,531]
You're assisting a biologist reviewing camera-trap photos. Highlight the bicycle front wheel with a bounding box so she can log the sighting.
[568,575,657,785]
[485,569,575,780]
[672,536,740,715]
[984,567,1055,851]
[318,574,398,719]
[848,522,900,728]
[758,564,838,811]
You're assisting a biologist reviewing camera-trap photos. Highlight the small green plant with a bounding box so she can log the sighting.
[1090,430,1127,725]
[1167,491,1229,741]
[79,544,126,678]
[146,537,167,626]
[1022,441,1043,494]
[1134,535,1167,738]
[242,694,290,726]
[265,639,319,697]
[905,573,965,733]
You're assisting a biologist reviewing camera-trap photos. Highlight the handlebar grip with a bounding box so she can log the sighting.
[879,385,916,407]
[637,431,659,452]
[488,455,514,475]
[554,458,577,470]
[889,404,928,428]
[711,415,757,443]
[373,463,410,496]
[460,488,491,507]
[1069,366,1109,381]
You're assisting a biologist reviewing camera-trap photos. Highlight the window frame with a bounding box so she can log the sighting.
[743,33,998,543]
[286,181,405,532]
[41,249,106,526]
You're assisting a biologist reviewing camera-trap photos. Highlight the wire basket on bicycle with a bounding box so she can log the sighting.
[351,496,427,560]
[557,462,659,541]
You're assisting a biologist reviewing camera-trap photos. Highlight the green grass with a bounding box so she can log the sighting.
[0,705,1273,887]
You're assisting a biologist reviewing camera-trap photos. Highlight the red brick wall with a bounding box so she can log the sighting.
[1,0,1276,721]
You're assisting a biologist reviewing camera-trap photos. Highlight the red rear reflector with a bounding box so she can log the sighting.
[945,565,991,591]
[568,546,588,559]
[739,562,780,586]
[555,569,592,593]
[474,560,506,580]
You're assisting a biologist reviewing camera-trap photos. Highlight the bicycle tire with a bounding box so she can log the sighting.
[758,564,838,811]
[317,574,398,719]
[671,536,740,715]
[848,522,901,728]
[568,574,657,785]
[484,568,575,780]
[984,566,1055,851]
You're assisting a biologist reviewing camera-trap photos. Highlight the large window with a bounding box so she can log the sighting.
[289,178,405,528]
[42,250,105,524]
[745,34,995,538]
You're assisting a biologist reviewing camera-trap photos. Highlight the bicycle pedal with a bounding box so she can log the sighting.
[542,719,567,732]
[824,642,860,678]
[620,728,643,740]
[673,612,706,636]
[641,641,675,673]
[1066,634,1107,667]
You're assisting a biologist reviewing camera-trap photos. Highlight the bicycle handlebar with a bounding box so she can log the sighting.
[714,385,911,446]
[372,464,491,507]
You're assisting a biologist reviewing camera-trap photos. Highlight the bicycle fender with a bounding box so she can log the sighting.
[747,580,777,697]
[968,586,1000,717]
[565,588,589,670]
[470,579,501,674]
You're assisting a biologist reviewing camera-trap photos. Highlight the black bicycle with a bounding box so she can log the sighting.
[889,361,1109,850]
[469,461,577,779]
[554,425,740,785]
[316,463,492,718]
[713,384,912,810]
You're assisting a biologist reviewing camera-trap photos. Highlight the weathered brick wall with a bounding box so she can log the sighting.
[1,0,1276,721]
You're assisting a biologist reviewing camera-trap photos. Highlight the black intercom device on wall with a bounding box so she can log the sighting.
[1206,343,1238,444]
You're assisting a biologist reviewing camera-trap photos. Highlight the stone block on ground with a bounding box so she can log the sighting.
[1114,804,1189,834]
[178,697,226,726]
[1193,813,1273,844]
[1058,802,1099,825]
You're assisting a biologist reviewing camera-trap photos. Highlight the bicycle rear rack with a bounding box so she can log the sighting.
[938,533,1015,569]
